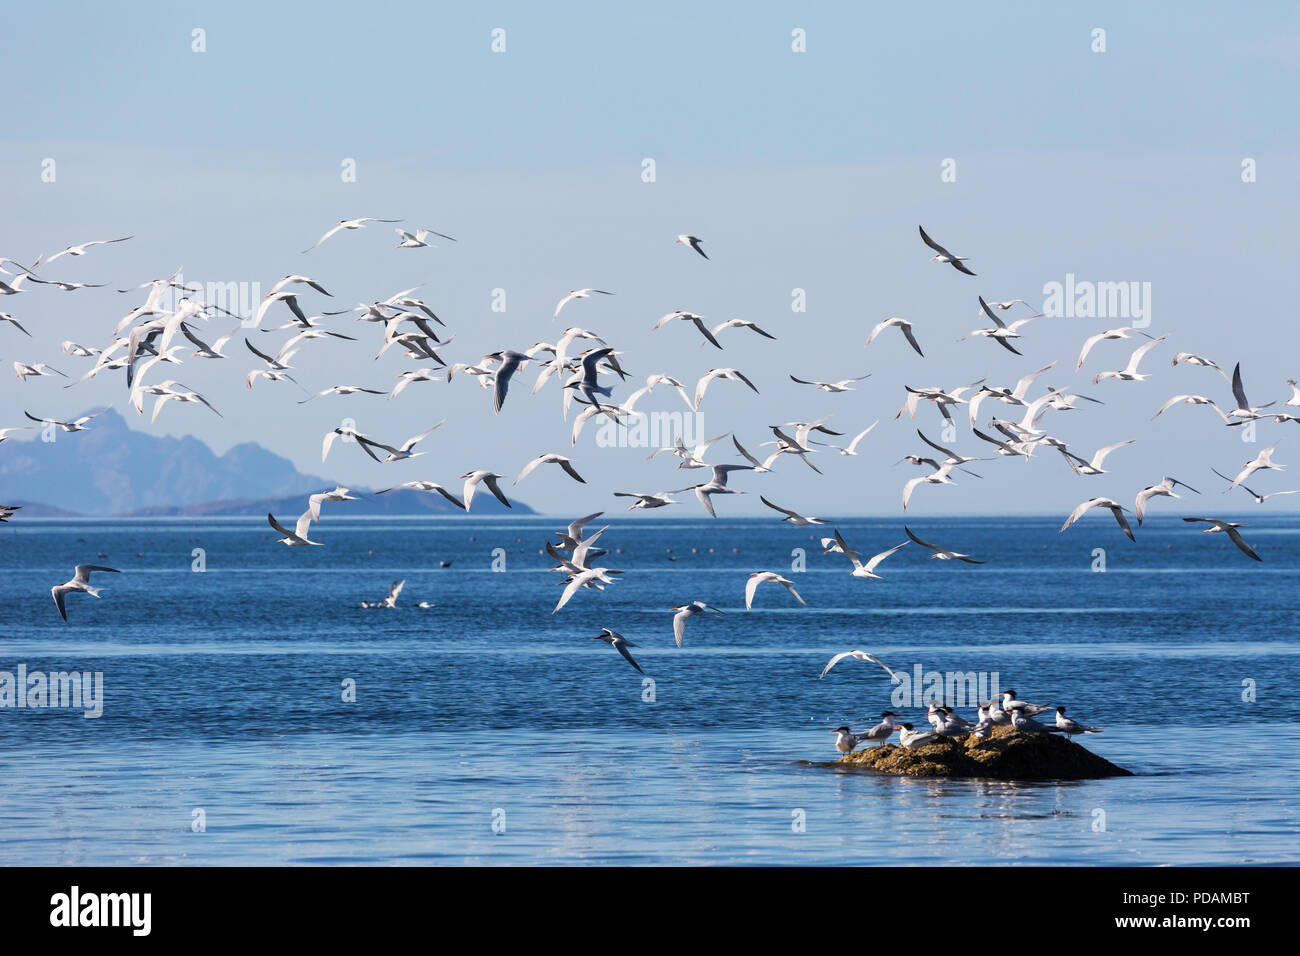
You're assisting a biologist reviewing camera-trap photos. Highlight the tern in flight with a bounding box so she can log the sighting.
[14,362,66,381]
[554,288,613,320]
[395,227,455,249]
[514,453,585,485]
[1228,441,1283,490]
[904,526,985,564]
[1170,351,1226,377]
[961,296,1041,355]
[612,490,679,511]
[303,217,403,252]
[830,530,908,580]
[829,422,878,456]
[38,236,132,267]
[269,511,322,546]
[1059,498,1135,541]
[269,275,332,296]
[375,480,466,510]
[1134,476,1199,524]
[918,225,975,275]
[744,572,807,610]
[1151,394,1228,422]
[1092,335,1168,384]
[308,486,358,522]
[653,311,722,349]
[693,368,760,409]
[1075,327,1153,371]
[675,234,708,259]
[818,649,900,681]
[865,317,924,356]
[1223,363,1276,425]
[460,471,512,511]
[1182,517,1262,561]
[902,463,956,510]
[670,600,724,647]
[554,567,620,613]
[592,628,644,674]
[1058,438,1137,476]
[788,373,869,393]
[709,318,776,343]
[51,564,120,621]
[24,409,103,432]
[759,495,824,525]
[298,385,386,403]
[681,463,753,517]
[367,422,445,462]
[1054,706,1103,736]
[1209,467,1300,504]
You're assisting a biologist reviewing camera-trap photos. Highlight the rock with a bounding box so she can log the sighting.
[832,725,1133,780]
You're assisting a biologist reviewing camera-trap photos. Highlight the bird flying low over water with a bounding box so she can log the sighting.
[818,649,899,681]
[1182,517,1262,561]
[592,628,644,673]
[903,526,985,564]
[51,564,120,621]
[744,572,806,609]
[269,511,321,546]
[1059,498,1135,541]
[671,601,723,647]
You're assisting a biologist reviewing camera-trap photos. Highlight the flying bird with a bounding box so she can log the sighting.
[918,225,975,276]
[865,317,924,356]
[1059,498,1135,541]
[1182,517,1262,561]
[744,572,807,610]
[303,217,403,252]
[51,564,120,621]
[591,628,644,674]
[818,650,900,681]
[675,235,708,259]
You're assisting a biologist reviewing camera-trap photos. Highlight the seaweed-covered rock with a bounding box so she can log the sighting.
[834,725,1132,780]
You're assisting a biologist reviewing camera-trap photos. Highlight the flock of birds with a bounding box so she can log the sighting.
[2,220,1291,756]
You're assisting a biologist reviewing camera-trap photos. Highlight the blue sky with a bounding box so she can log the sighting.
[2,2,1299,516]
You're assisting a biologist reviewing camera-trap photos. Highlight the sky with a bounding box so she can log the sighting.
[2,1,1299,517]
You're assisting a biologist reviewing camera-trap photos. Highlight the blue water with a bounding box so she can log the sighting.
[1,514,1297,865]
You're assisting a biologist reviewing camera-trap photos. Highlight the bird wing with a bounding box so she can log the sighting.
[268,512,294,536]
[72,564,119,584]
[673,610,687,647]
[864,541,908,573]
[900,323,924,356]
[483,474,512,508]
[759,495,797,518]
[904,525,941,552]
[744,575,761,610]
[1224,526,1262,561]
[833,530,863,570]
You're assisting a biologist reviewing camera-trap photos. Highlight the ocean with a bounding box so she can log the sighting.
[1,514,1296,865]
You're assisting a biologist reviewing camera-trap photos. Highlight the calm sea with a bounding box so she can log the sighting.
[0,514,1296,865]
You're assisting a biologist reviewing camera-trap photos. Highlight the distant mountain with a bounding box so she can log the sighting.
[0,408,528,516]
[128,488,526,517]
